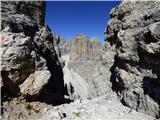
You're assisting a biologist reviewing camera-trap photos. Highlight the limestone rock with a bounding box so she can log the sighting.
[52,33,72,60]
[70,34,91,60]
[53,32,61,58]
[19,70,51,97]
[0,32,35,97]
[149,22,160,41]
[52,32,71,58]
[105,1,160,118]
[1,14,38,36]
[1,1,65,104]
[69,34,102,61]
[1,1,45,27]
[59,39,72,56]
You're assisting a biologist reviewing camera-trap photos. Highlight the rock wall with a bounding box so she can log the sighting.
[1,1,65,105]
[70,34,102,61]
[58,39,71,57]
[105,1,160,118]
[52,32,71,59]
[1,1,45,28]
[70,34,91,60]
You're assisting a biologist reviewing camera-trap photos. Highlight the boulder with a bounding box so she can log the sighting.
[19,70,51,97]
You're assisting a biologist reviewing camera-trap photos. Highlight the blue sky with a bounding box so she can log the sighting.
[45,1,121,42]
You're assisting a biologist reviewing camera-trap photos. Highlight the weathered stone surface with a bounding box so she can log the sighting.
[59,39,72,56]
[0,32,35,97]
[1,1,45,27]
[52,32,72,59]
[1,14,38,36]
[69,34,91,60]
[1,1,65,104]
[1,94,155,120]
[32,26,65,104]
[20,70,51,97]
[105,1,160,118]
[149,22,160,41]
[69,34,102,61]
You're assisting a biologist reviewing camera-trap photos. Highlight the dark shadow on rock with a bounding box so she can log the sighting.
[1,71,20,103]
[32,37,72,105]
[143,76,160,118]
[143,76,160,104]
[110,55,124,92]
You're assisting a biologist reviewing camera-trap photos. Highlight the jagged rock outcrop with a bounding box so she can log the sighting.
[1,1,65,104]
[105,1,160,118]
[69,34,102,61]
[1,1,45,29]
[58,39,71,57]
[1,32,35,97]
[53,33,71,58]
[53,32,61,58]
[70,34,91,60]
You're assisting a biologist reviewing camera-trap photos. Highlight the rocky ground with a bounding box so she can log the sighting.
[1,93,156,120]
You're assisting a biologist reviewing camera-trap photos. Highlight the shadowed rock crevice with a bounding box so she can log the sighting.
[110,56,124,92]
[143,77,160,103]
[1,71,20,101]
[32,33,67,104]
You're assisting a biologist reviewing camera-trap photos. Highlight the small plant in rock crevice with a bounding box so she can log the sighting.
[87,97,92,100]
[73,111,81,117]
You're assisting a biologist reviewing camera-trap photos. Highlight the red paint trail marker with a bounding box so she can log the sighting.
[0,35,6,41]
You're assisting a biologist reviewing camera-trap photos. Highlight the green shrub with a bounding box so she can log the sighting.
[87,97,92,100]
[73,111,81,117]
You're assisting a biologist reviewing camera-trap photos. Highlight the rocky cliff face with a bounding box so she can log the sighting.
[52,32,71,59]
[61,34,112,99]
[1,1,45,28]
[1,1,65,105]
[70,34,91,60]
[70,34,102,61]
[105,1,160,118]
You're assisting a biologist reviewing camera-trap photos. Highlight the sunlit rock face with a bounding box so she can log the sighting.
[60,33,114,100]
[69,34,102,61]
[1,1,65,104]
[105,1,160,118]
